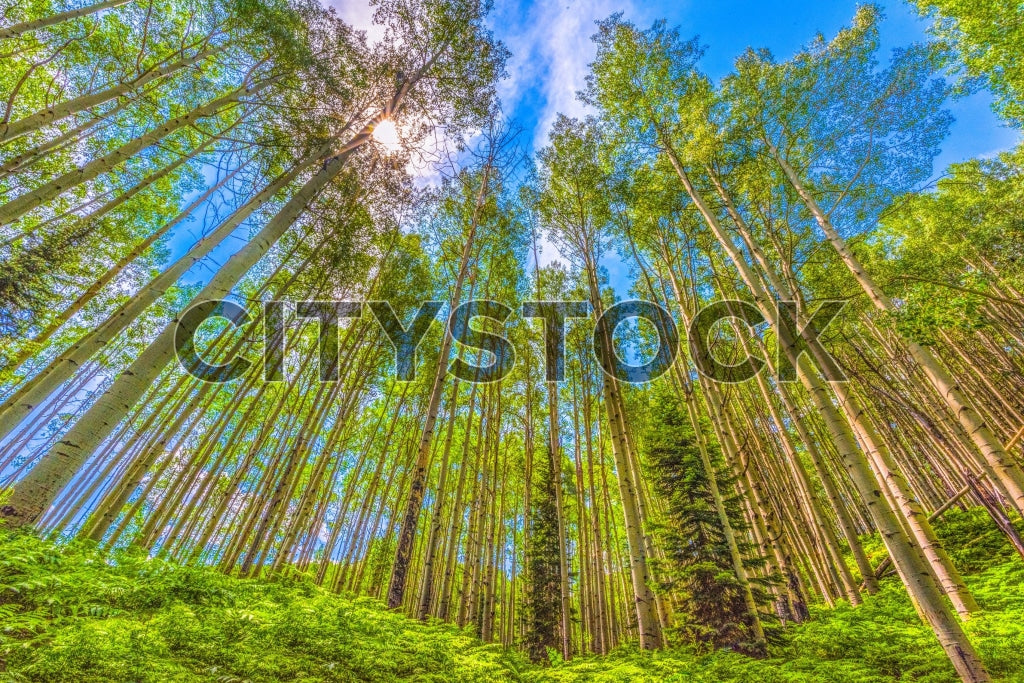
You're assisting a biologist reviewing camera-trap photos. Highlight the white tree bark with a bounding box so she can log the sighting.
[0,125,371,526]
[0,47,223,143]
[0,0,132,41]
[0,79,268,227]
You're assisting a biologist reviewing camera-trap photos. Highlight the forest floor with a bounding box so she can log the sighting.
[1,514,1023,683]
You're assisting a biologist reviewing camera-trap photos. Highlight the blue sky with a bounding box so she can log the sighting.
[335,0,1019,274]
[480,0,1018,166]
[167,1,1018,291]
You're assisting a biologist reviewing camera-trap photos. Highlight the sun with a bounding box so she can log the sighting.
[372,118,401,153]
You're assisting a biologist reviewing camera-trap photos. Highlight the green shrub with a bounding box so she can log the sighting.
[934,507,1021,573]
[2,530,1023,682]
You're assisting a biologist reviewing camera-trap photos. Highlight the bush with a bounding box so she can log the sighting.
[2,529,1023,682]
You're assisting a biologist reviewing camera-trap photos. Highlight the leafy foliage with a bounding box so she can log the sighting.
[2,515,1024,682]
[531,560,1024,683]
[0,531,527,681]
[915,0,1024,126]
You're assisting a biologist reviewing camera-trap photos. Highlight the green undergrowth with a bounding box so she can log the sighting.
[534,561,1024,682]
[1,521,1022,683]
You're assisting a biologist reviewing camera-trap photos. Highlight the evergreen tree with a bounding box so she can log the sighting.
[644,384,775,656]
[523,442,564,664]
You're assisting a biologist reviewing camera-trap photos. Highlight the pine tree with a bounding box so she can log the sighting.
[523,441,564,664]
[644,384,775,656]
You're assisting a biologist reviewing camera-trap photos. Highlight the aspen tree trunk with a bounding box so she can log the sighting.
[618,390,672,638]
[214,439,297,567]
[941,330,1024,428]
[458,395,491,625]
[569,380,596,651]
[0,361,99,471]
[0,0,131,41]
[730,416,813,616]
[170,386,276,558]
[745,393,847,608]
[584,255,663,650]
[386,161,491,609]
[0,101,399,527]
[437,382,481,619]
[831,379,980,618]
[773,147,1024,518]
[965,471,1024,560]
[580,366,609,652]
[175,372,308,559]
[490,469,508,641]
[158,396,256,556]
[505,492,519,647]
[763,232,973,615]
[467,385,501,627]
[357,435,417,594]
[251,316,373,566]
[145,372,301,554]
[0,46,223,142]
[521,354,535,554]
[415,379,461,619]
[480,437,503,640]
[662,142,989,681]
[296,441,351,571]
[710,285,876,600]
[241,386,337,575]
[258,401,355,573]
[34,362,155,530]
[798,358,989,679]
[861,318,1008,503]
[0,80,269,227]
[598,419,630,646]
[0,99,131,177]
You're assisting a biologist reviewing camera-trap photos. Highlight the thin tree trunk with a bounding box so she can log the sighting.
[773,146,1024,518]
[0,80,269,227]
[0,45,223,142]
[0,0,132,42]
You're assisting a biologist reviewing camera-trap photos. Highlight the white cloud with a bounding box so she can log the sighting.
[330,0,651,148]
[490,0,653,268]
[493,0,651,149]
[326,0,657,269]
[329,0,384,44]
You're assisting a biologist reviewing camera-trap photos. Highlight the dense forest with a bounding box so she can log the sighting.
[0,0,1023,681]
